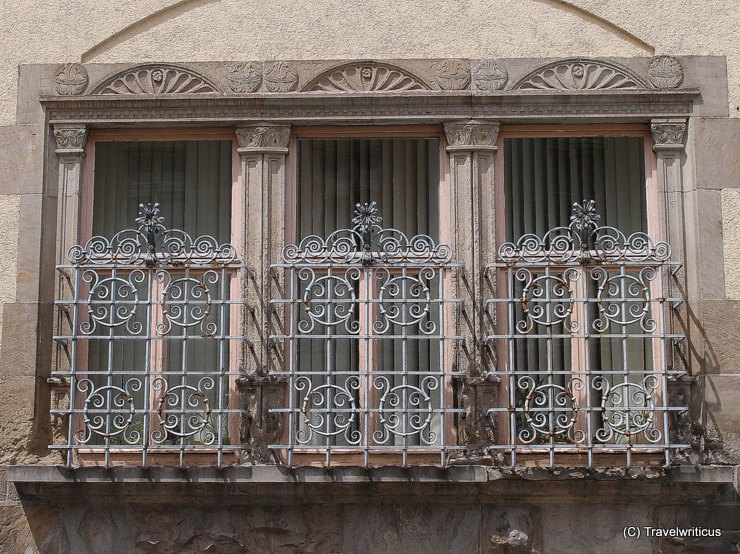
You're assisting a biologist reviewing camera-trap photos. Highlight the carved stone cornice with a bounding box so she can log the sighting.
[235,125,291,154]
[650,118,687,152]
[444,121,500,152]
[40,89,699,126]
[53,125,87,155]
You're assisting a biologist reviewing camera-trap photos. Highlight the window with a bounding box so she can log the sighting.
[486,127,683,467]
[53,130,246,467]
[270,129,464,466]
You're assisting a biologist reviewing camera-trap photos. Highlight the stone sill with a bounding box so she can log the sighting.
[8,464,738,505]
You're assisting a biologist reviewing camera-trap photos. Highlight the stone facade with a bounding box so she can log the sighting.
[1,2,739,553]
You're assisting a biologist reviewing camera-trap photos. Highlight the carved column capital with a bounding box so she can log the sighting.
[53,125,87,155]
[650,118,687,152]
[444,121,500,152]
[236,124,291,154]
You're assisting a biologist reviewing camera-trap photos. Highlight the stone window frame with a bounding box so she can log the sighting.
[53,127,247,466]
[42,56,694,467]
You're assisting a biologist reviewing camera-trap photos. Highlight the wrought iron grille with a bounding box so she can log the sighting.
[52,204,247,467]
[485,201,688,467]
[269,202,464,467]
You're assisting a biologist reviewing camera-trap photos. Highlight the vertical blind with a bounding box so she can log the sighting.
[93,140,232,242]
[504,137,646,240]
[297,138,439,239]
[504,136,650,442]
[296,137,441,446]
[88,140,233,444]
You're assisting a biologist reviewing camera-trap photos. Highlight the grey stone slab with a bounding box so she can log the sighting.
[340,503,479,554]
[132,504,341,553]
[0,124,45,195]
[16,65,55,125]
[61,503,132,554]
[694,118,740,190]
[540,504,655,554]
[655,503,740,553]
[14,193,44,303]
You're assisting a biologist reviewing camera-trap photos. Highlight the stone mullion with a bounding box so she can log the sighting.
[444,121,499,454]
[236,124,290,462]
[651,119,688,376]
[43,126,88,448]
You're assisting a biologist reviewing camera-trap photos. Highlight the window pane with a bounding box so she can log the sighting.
[93,140,232,242]
[297,138,439,239]
[504,136,646,240]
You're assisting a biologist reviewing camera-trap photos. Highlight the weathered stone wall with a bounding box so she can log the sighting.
[0,1,738,552]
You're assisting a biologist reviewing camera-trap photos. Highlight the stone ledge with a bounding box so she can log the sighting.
[7,464,738,506]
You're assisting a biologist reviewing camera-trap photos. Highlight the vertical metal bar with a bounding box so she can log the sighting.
[287,266,296,468]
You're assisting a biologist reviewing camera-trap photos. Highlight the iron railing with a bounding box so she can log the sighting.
[269,202,464,467]
[52,204,247,467]
[485,201,688,467]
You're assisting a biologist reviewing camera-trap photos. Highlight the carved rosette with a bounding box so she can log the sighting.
[236,125,291,154]
[302,62,429,92]
[650,119,687,151]
[53,126,88,154]
[513,59,648,90]
[55,63,88,95]
[228,61,262,93]
[434,59,470,91]
[93,64,220,94]
[471,60,508,91]
[444,121,500,152]
[263,61,299,92]
[649,56,684,89]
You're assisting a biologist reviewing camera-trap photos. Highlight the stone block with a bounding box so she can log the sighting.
[540,504,654,554]
[0,303,38,377]
[0,125,45,195]
[340,503,479,554]
[15,193,44,303]
[690,300,740,375]
[0,377,35,463]
[0,504,35,554]
[655,503,740,553]
[132,504,342,553]
[685,188,725,301]
[699,374,740,463]
[694,118,740,190]
[481,505,541,554]
[62,504,131,554]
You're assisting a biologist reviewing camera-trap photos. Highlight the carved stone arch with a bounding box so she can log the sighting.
[512,58,650,90]
[301,62,430,92]
[92,63,221,94]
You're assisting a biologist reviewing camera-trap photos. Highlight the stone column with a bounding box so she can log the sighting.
[43,125,88,446]
[650,118,692,448]
[235,124,291,462]
[53,126,88,266]
[443,121,499,454]
[651,118,688,265]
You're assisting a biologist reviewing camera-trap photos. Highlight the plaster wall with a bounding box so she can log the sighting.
[723,189,740,299]
[0,0,738,126]
[0,195,20,349]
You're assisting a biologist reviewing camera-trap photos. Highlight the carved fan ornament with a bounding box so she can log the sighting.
[302,62,429,92]
[93,64,220,94]
[55,63,88,95]
[513,59,649,91]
